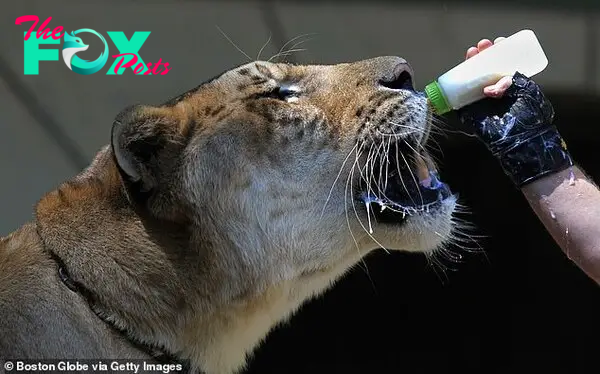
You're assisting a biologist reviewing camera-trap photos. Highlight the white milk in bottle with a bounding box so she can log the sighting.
[424,29,549,115]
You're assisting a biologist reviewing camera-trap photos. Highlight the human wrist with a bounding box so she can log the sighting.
[496,125,573,187]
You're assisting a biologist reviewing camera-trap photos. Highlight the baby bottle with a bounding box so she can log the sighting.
[424,29,549,115]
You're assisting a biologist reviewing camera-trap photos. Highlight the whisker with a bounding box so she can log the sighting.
[268,34,314,62]
[268,48,308,62]
[422,137,445,161]
[376,129,420,138]
[320,142,359,219]
[270,32,317,62]
[385,120,445,158]
[394,139,418,207]
[371,142,390,200]
[285,38,314,53]
[401,140,425,205]
[388,121,445,137]
[350,153,390,253]
[424,253,443,283]
[428,115,480,139]
[277,36,315,58]
[256,32,272,61]
[344,151,362,252]
[377,138,387,191]
[362,143,377,199]
[343,146,378,290]
[426,251,450,284]
[383,136,393,191]
[215,25,253,62]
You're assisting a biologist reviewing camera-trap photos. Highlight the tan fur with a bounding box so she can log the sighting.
[0,57,457,374]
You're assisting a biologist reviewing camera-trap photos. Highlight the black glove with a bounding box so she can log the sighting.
[457,72,573,187]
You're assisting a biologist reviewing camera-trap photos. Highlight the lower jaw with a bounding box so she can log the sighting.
[361,193,445,218]
[358,174,454,224]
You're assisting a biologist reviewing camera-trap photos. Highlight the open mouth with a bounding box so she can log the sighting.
[357,140,453,224]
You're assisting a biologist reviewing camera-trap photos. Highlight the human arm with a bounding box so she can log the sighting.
[521,166,600,284]
[458,38,600,284]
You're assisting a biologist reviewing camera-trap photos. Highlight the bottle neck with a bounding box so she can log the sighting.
[424,81,451,115]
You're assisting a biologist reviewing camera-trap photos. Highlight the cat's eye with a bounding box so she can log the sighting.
[278,85,300,99]
[262,84,300,102]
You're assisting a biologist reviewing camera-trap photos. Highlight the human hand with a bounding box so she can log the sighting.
[457,37,573,187]
[465,37,514,98]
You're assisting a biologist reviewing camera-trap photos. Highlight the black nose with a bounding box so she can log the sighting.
[376,57,415,91]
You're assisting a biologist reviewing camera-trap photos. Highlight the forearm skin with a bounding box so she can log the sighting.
[521,166,600,285]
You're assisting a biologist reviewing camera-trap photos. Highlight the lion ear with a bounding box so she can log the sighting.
[111,104,185,195]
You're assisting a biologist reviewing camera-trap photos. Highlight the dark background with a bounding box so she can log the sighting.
[2,1,599,373]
